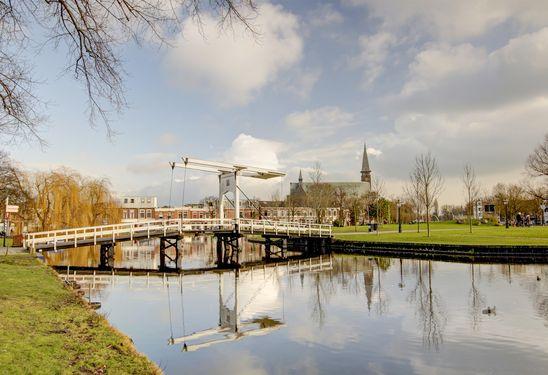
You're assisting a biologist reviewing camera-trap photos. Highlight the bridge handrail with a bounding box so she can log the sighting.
[24,218,332,250]
[24,219,232,245]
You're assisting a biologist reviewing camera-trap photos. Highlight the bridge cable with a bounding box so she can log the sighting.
[167,279,174,343]
[168,162,175,208]
[236,186,262,219]
[181,159,188,208]
[179,276,187,350]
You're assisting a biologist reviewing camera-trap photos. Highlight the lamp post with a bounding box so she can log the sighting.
[504,199,509,229]
[396,200,402,233]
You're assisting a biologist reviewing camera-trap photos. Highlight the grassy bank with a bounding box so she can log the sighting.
[0,254,160,374]
[334,223,548,246]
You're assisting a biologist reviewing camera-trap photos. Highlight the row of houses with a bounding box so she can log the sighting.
[119,195,341,224]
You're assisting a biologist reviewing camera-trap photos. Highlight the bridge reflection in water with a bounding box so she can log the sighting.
[168,269,287,352]
[47,243,548,374]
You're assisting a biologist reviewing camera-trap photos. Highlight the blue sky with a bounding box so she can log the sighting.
[6,0,548,204]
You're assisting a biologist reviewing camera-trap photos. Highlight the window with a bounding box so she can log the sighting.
[124,198,128,204]
[141,198,145,204]
[129,210,135,219]
[122,210,128,219]
[130,198,134,203]
[146,209,152,219]
[158,213,163,219]
[139,209,145,219]
[147,198,151,203]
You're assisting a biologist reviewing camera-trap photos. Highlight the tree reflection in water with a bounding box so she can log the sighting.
[468,264,485,330]
[373,258,391,316]
[407,260,446,350]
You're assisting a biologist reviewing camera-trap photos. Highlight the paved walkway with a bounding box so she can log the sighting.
[2,246,28,255]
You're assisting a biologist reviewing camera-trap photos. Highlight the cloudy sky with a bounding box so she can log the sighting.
[7,0,548,204]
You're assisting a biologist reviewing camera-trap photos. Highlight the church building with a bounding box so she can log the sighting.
[289,142,372,204]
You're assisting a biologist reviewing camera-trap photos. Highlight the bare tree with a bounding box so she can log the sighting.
[346,192,363,231]
[307,162,333,224]
[371,175,385,235]
[412,153,444,237]
[527,134,548,177]
[0,0,257,141]
[404,173,423,233]
[462,163,480,233]
[333,186,347,226]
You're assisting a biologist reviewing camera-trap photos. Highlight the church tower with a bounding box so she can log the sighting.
[361,142,372,185]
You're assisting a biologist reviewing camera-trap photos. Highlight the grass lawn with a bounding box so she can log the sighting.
[0,254,160,374]
[333,221,489,233]
[0,237,13,247]
[334,223,548,246]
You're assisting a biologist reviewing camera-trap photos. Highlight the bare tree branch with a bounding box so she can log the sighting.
[0,0,258,141]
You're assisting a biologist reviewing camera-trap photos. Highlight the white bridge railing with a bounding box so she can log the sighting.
[24,218,332,251]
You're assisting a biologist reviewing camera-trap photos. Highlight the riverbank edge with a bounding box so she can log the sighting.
[331,239,548,263]
[0,254,162,374]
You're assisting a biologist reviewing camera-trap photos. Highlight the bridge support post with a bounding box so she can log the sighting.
[99,243,115,270]
[262,235,287,261]
[214,231,242,268]
[159,235,181,272]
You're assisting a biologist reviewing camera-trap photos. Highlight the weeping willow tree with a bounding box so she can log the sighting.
[24,168,120,231]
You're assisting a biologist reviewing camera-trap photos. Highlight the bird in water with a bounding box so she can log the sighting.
[482,306,496,315]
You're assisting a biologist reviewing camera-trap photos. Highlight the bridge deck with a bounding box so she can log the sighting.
[25,218,332,252]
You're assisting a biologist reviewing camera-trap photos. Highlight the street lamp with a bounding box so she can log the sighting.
[504,199,509,229]
[396,200,402,233]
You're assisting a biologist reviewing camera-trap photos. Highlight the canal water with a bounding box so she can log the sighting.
[44,237,548,374]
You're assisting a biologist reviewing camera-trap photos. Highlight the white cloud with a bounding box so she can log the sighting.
[396,28,548,112]
[165,2,302,106]
[285,106,355,141]
[370,98,548,182]
[282,68,321,99]
[224,133,284,170]
[223,133,286,198]
[346,0,548,40]
[351,32,398,88]
[307,4,344,28]
[367,147,382,156]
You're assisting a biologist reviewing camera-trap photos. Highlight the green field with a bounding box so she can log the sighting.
[334,222,470,233]
[334,222,548,246]
[0,254,159,374]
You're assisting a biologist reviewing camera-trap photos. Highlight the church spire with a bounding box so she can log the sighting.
[361,142,371,184]
[298,169,303,184]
